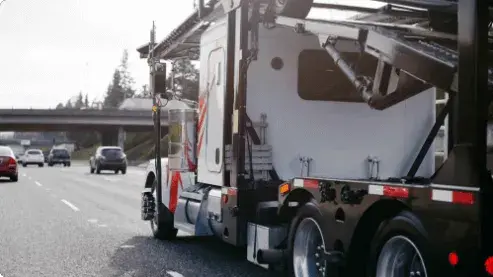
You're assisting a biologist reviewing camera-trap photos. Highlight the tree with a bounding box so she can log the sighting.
[74,91,84,109]
[137,84,151,98]
[55,103,64,109]
[119,49,135,99]
[84,94,89,108]
[102,50,137,109]
[65,100,73,109]
[168,59,199,102]
[103,70,125,109]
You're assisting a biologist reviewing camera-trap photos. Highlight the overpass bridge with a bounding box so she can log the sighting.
[0,109,168,147]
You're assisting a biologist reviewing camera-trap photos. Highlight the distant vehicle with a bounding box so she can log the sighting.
[43,150,50,163]
[0,146,18,182]
[89,146,127,174]
[21,149,44,167]
[47,148,71,167]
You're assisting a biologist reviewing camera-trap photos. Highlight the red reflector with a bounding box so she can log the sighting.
[485,256,493,275]
[452,191,474,205]
[227,188,237,196]
[448,252,459,266]
[221,194,229,204]
[383,186,409,198]
[303,179,319,189]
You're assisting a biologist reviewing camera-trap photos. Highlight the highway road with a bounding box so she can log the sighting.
[0,163,277,277]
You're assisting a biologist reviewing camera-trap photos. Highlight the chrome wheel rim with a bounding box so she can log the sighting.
[150,186,158,232]
[293,218,327,277]
[376,235,427,277]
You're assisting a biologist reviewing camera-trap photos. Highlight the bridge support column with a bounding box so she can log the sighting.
[100,129,118,146]
[117,127,125,151]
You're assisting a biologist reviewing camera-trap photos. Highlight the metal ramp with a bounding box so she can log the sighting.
[274,14,492,111]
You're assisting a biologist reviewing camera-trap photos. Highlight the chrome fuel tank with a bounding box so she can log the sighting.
[168,108,197,172]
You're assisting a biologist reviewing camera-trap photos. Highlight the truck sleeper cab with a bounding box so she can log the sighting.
[139,1,492,276]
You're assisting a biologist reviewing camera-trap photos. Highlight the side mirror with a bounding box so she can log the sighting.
[152,62,168,99]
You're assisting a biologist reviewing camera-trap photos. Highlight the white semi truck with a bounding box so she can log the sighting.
[138,1,493,276]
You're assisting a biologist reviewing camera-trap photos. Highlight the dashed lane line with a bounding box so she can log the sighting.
[61,199,80,212]
[35,181,42,187]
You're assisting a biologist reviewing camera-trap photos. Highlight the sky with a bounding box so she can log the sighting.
[0,0,197,108]
[0,0,383,109]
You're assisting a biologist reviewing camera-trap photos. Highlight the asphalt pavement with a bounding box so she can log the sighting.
[0,162,278,277]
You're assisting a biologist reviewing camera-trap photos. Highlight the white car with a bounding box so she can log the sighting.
[21,149,45,167]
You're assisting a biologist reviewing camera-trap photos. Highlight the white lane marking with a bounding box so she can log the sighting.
[22,173,26,177]
[45,188,51,191]
[28,176,32,180]
[61,199,80,212]
[35,181,42,187]
[97,224,108,228]
[120,245,134,248]
[88,219,98,224]
[167,271,185,277]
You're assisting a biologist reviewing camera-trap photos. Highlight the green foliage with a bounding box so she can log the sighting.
[168,59,199,102]
[103,49,136,108]
[58,49,200,160]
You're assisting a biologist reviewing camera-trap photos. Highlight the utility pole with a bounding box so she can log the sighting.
[149,21,163,206]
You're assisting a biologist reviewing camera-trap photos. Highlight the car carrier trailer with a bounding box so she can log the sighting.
[138,0,493,276]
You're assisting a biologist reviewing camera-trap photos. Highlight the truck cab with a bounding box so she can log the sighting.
[139,1,493,276]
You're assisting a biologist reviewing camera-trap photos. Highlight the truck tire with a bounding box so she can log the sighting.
[368,211,430,277]
[150,180,178,240]
[287,201,331,277]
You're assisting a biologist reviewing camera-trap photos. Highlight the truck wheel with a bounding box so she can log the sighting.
[150,181,178,240]
[90,167,94,174]
[291,217,327,277]
[287,202,330,277]
[368,211,430,277]
[273,0,314,19]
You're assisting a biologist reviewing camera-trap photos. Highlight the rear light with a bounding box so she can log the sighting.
[368,184,409,199]
[448,252,459,267]
[486,256,493,275]
[383,186,409,198]
[279,183,290,196]
[8,157,16,166]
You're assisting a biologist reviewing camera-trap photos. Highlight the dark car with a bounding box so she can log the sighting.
[89,146,127,174]
[47,148,71,167]
[0,146,18,182]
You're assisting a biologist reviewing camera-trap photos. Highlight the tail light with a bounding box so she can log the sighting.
[448,252,459,267]
[8,157,16,166]
[485,256,493,275]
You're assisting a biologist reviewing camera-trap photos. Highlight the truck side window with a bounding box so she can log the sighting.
[297,49,377,102]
